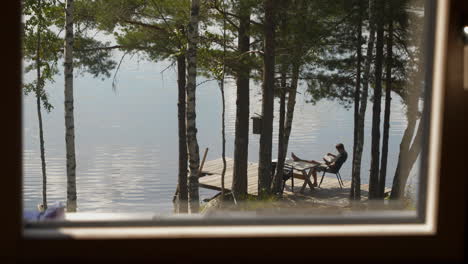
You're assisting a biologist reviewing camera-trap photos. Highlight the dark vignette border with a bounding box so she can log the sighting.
[1,0,466,262]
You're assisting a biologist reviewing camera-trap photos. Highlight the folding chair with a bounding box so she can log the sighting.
[318,169,344,189]
[318,153,347,189]
[280,164,294,195]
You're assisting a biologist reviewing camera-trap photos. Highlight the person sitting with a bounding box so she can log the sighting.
[291,143,348,187]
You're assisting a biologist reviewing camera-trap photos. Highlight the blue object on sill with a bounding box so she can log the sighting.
[23,202,65,221]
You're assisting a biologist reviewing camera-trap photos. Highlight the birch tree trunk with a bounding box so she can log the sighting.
[220,4,227,198]
[379,12,393,198]
[369,0,384,199]
[350,2,363,200]
[36,95,47,210]
[64,0,77,212]
[232,1,251,200]
[352,0,376,201]
[36,0,47,209]
[258,0,276,197]
[176,54,188,213]
[220,79,226,198]
[186,0,201,213]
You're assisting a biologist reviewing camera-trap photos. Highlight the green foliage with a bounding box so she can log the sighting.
[22,0,118,107]
[21,0,425,113]
[198,0,262,82]
[23,0,426,116]
[301,0,365,107]
[22,0,63,112]
[74,35,117,79]
[83,0,195,63]
[301,0,424,110]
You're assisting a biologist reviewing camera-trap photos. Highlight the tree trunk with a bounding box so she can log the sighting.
[36,94,47,210]
[390,111,415,196]
[283,62,300,158]
[186,0,201,213]
[368,0,384,199]
[379,14,393,198]
[220,5,227,198]
[232,2,251,199]
[35,1,47,209]
[258,0,276,197]
[392,122,423,198]
[272,68,287,194]
[390,115,422,199]
[390,122,423,199]
[64,0,77,212]
[352,0,376,201]
[351,1,363,200]
[390,1,428,200]
[176,54,188,213]
[220,79,226,197]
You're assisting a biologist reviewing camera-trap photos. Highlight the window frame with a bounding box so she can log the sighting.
[3,0,466,261]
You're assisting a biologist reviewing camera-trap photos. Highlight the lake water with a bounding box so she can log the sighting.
[23,57,417,213]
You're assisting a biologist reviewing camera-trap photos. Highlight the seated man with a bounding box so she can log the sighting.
[291,143,348,187]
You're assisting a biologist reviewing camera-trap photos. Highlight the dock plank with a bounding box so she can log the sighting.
[200,158,386,200]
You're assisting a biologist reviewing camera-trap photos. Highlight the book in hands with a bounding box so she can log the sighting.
[323,154,334,164]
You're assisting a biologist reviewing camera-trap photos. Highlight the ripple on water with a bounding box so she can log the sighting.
[23,77,417,213]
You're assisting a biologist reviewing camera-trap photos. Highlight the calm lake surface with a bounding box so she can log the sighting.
[23,58,418,213]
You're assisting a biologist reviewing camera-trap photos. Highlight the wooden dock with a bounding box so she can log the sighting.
[199,158,390,201]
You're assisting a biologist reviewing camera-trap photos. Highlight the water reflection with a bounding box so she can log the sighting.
[23,59,417,213]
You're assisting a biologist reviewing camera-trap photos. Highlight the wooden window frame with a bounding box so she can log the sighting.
[2,0,466,262]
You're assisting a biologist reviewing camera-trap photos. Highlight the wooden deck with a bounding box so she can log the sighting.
[199,158,390,200]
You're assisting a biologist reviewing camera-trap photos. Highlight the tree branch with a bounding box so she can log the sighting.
[122,19,167,32]
[208,0,262,28]
[197,78,217,87]
[112,51,129,92]
[76,45,124,52]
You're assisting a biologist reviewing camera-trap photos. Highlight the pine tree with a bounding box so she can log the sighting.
[232,0,252,200]
[258,0,276,197]
[368,0,385,199]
